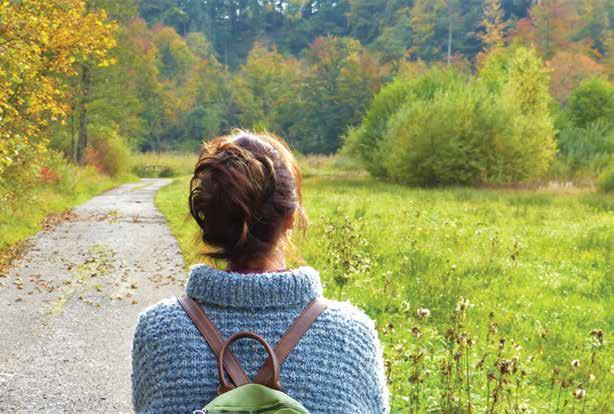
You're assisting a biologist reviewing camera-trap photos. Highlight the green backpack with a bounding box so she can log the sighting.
[178,296,327,414]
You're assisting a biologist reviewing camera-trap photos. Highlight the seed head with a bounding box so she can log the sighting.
[571,359,580,369]
[572,388,585,400]
[456,297,470,312]
[589,329,604,345]
[417,307,431,319]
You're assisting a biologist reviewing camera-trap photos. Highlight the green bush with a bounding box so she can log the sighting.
[557,121,614,169]
[381,84,496,185]
[597,163,614,193]
[567,77,614,128]
[344,68,462,177]
[350,47,555,186]
[85,125,132,177]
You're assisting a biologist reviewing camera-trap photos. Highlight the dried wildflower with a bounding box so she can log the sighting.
[590,328,604,345]
[440,360,451,376]
[411,326,422,338]
[571,359,580,369]
[573,388,586,400]
[445,328,455,342]
[497,359,514,374]
[499,338,506,349]
[416,307,431,319]
[456,297,470,312]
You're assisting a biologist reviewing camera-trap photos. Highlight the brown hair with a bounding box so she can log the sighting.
[189,130,306,267]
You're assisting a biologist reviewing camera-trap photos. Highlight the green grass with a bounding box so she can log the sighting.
[0,157,133,253]
[156,170,613,413]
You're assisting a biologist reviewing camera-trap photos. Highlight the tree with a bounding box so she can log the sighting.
[548,51,606,102]
[291,37,384,153]
[232,43,303,134]
[0,0,117,173]
[409,0,445,61]
[576,0,610,53]
[567,77,614,127]
[481,0,506,51]
[529,0,580,58]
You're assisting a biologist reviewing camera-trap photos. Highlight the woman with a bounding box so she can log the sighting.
[131,131,389,413]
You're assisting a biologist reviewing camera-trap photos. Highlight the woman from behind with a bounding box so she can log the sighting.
[131,131,389,413]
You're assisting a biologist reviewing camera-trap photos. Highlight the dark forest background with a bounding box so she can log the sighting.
[49,0,614,155]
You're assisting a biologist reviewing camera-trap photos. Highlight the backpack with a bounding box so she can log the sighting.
[178,295,328,414]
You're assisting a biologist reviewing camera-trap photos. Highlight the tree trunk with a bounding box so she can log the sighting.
[71,111,77,162]
[447,17,452,65]
[76,63,91,165]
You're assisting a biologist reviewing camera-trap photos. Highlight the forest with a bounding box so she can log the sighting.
[2,0,614,173]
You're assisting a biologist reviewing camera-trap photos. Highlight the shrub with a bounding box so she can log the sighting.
[344,68,462,177]
[567,77,614,128]
[557,121,614,170]
[347,47,555,186]
[158,166,176,177]
[597,163,614,193]
[85,125,131,177]
[381,84,497,186]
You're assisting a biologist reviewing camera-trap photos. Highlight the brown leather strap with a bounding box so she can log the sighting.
[177,296,249,387]
[217,332,282,395]
[253,298,328,385]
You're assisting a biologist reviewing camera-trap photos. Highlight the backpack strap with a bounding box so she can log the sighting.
[177,296,249,387]
[253,297,328,386]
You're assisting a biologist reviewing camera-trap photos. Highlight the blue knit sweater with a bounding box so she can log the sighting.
[131,264,390,413]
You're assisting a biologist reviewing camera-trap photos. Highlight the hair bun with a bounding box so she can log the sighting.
[189,131,304,267]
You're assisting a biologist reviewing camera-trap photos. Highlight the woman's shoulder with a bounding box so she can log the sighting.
[317,298,379,342]
[133,297,185,338]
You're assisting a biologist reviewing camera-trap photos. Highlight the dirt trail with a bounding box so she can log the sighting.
[0,179,185,413]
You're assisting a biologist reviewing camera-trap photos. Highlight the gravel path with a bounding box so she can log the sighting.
[0,179,186,413]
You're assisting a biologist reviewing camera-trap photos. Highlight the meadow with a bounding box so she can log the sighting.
[156,163,613,413]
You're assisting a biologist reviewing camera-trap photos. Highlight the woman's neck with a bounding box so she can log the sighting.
[227,250,287,274]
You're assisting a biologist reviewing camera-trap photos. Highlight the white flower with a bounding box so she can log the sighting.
[417,308,431,319]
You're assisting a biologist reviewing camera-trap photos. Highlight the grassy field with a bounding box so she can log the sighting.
[156,166,613,413]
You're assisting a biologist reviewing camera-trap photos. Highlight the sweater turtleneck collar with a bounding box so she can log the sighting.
[185,264,323,308]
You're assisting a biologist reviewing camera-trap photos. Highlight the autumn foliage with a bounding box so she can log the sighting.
[0,0,116,176]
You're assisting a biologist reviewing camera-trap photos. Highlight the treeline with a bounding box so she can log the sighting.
[46,2,386,155]
[50,0,614,157]
[2,0,614,183]
[137,0,537,66]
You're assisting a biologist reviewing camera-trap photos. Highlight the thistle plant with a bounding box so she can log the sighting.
[321,214,372,299]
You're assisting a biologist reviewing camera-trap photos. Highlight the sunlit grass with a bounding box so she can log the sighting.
[0,163,133,251]
[131,151,196,178]
[156,168,613,412]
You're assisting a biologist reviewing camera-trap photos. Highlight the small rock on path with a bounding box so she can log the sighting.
[0,178,186,413]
